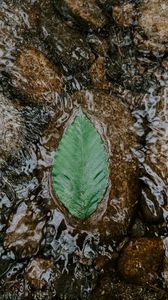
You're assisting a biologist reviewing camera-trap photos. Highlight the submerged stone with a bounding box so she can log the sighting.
[11,48,63,105]
[118,237,164,284]
[54,0,108,30]
[91,275,167,300]
[135,0,168,54]
[51,91,139,241]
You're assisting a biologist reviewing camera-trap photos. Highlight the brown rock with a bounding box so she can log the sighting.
[91,276,167,300]
[4,201,45,258]
[136,0,168,53]
[88,57,111,90]
[24,258,53,289]
[112,3,134,28]
[11,48,63,105]
[0,94,25,165]
[118,237,164,284]
[51,91,139,242]
[54,0,107,30]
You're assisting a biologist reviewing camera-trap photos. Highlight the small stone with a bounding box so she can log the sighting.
[4,202,45,258]
[40,14,95,72]
[54,0,107,30]
[112,3,134,28]
[136,0,168,53]
[24,258,53,289]
[88,57,111,90]
[11,48,63,105]
[118,237,164,284]
[0,94,25,165]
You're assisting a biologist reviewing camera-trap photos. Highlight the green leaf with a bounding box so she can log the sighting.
[52,110,109,220]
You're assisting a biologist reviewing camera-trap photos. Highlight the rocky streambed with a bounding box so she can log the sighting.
[0,0,168,299]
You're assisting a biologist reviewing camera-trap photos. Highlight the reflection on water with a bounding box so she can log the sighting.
[0,0,168,299]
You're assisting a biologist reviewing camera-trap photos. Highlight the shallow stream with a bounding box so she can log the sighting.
[0,0,168,299]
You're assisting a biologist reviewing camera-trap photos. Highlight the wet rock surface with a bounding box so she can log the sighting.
[135,0,168,53]
[0,0,168,299]
[10,48,63,105]
[118,237,164,284]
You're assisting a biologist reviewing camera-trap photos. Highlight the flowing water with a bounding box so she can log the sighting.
[0,0,168,299]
